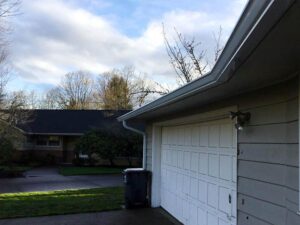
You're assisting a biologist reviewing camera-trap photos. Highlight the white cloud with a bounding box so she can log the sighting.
[9,0,247,89]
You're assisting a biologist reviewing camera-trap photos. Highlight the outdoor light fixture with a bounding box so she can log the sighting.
[229,111,251,130]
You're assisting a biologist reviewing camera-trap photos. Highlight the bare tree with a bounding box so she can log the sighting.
[1,91,27,122]
[213,27,224,63]
[0,0,20,104]
[40,88,61,109]
[46,71,94,109]
[130,75,169,107]
[163,25,224,85]
[0,0,20,77]
[0,0,23,131]
[6,90,42,109]
[0,71,9,104]
[25,90,41,109]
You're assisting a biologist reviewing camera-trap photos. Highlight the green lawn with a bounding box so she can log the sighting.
[0,166,32,173]
[0,187,124,219]
[59,166,124,176]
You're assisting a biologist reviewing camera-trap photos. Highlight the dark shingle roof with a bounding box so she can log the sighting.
[17,110,130,135]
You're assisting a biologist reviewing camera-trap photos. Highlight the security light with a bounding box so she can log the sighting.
[229,111,251,130]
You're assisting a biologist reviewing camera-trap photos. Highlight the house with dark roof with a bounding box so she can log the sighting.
[15,110,130,163]
[118,1,300,225]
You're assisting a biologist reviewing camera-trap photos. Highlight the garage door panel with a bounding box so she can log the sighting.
[191,152,199,172]
[184,151,191,170]
[161,118,236,225]
[219,218,230,225]
[209,125,220,147]
[198,207,207,225]
[192,126,200,146]
[208,183,218,209]
[183,175,190,195]
[199,153,208,174]
[190,177,198,199]
[220,155,233,181]
[208,154,219,177]
[198,179,208,203]
[220,124,233,147]
[219,186,231,214]
[176,196,184,222]
[183,199,189,221]
[178,127,185,145]
[172,150,178,167]
[199,125,209,146]
[208,213,218,225]
[189,203,198,225]
[176,173,184,193]
[184,127,192,146]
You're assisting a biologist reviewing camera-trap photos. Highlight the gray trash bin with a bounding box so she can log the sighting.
[123,168,151,209]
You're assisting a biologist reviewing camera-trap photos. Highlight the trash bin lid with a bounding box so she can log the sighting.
[124,168,147,173]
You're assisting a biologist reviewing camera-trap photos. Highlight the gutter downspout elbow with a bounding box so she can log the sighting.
[122,120,147,170]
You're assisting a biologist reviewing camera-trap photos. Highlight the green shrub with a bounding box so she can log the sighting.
[0,138,15,166]
[75,129,142,166]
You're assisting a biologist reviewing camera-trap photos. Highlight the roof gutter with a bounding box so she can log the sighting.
[122,120,147,170]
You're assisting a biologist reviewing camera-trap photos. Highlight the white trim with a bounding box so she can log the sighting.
[298,76,300,215]
[150,106,238,213]
[154,106,237,127]
[122,121,147,170]
[151,125,162,207]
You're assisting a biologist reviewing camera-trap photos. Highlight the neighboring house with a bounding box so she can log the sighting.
[118,1,300,225]
[16,110,129,163]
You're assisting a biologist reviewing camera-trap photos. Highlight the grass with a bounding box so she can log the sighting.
[0,187,124,219]
[59,166,124,176]
[0,166,32,172]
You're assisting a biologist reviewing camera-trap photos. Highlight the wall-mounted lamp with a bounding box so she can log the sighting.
[229,111,251,130]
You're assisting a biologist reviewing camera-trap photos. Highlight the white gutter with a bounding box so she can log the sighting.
[122,120,147,170]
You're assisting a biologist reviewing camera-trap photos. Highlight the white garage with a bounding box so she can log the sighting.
[160,118,237,225]
[118,2,300,224]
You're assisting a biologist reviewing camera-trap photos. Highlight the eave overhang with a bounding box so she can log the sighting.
[118,0,298,122]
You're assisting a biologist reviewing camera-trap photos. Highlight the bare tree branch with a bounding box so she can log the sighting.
[213,26,224,63]
[163,24,224,86]
[45,71,94,109]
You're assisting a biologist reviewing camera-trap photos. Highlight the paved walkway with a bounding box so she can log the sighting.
[0,208,181,225]
[0,167,123,193]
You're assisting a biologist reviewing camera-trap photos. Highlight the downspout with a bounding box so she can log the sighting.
[122,120,147,170]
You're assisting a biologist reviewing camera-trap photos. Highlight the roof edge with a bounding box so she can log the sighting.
[118,0,292,122]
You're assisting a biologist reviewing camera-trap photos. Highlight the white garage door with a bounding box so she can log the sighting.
[161,118,237,225]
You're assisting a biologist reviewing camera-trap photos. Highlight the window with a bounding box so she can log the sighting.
[26,136,35,144]
[36,136,61,147]
[36,136,48,146]
[48,136,60,146]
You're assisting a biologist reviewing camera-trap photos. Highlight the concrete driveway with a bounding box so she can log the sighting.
[0,167,123,193]
[0,208,181,225]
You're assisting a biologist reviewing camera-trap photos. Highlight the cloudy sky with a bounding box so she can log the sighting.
[7,0,248,93]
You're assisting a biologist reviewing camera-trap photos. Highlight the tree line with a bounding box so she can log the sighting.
[1,0,225,112]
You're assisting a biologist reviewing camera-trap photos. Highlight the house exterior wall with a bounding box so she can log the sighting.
[16,135,76,163]
[145,77,299,225]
